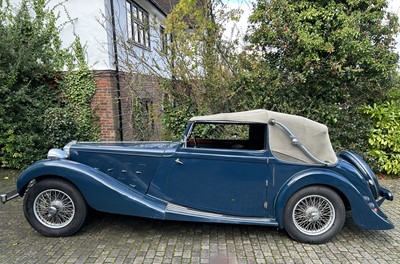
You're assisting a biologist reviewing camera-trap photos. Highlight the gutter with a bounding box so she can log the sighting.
[110,0,124,141]
[148,0,169,17]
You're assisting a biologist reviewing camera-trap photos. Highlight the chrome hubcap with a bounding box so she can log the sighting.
[33,189,75,229]
[293,195,335,236]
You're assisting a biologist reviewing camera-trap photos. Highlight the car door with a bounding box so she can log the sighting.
[163,123,268,217]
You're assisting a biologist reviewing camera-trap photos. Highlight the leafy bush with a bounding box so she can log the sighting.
[55,38,99,145]
[0,1,99,169]
[161,83,198,140]
[362,101,400,176]
[0,0,64,168]
[236,0,400,157]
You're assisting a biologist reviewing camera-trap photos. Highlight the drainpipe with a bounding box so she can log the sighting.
[110,0,124,141]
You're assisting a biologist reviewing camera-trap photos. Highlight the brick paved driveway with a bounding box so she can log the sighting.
[1,170,399,264]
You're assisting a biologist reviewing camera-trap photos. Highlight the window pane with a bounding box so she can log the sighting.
[160,27,166,52]
[138,27,144,44]
[127,3,132,38]
[133,6,137,19]
[146,30,150,47]
[142,30,145,46]
[192,124,249,140]
[133,23,139,42]
[138,10,143,22]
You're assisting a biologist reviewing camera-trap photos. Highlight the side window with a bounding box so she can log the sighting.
[187,123,265,150]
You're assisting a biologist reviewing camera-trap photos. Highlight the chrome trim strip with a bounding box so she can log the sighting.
[69,149,164,158]
[63,140,77,156]
[77,141,173,144]
[175,151,268,161]
[166,203,275,223]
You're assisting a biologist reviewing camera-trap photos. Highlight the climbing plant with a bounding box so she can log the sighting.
[0,0,99,168]
[43,38,99,148]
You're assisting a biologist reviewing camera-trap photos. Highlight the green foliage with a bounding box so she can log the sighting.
[161,0,240,137]
[131,97,154,141]
[362,100,400,176]
[237,0,400,155]
[0,1,99,169]
[0,0,65,168]
[161,81,198,140]
[42,38,99,148]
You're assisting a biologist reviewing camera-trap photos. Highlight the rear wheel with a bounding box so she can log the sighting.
[283,186,345,244]
[23,178,87,237]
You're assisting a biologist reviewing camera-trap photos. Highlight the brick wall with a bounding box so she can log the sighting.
[92,71,119,141]
[92,70,163,141]
[119,73,163,141]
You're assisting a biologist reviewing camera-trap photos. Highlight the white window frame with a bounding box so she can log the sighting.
[127,0,150,49]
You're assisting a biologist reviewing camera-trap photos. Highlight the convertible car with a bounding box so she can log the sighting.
[1,110,394,244]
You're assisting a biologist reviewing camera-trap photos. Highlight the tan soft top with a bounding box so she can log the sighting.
[189,109,338,165]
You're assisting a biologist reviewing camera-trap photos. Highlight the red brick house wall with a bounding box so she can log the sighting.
[92,70,162,141]
[92,70,119,141]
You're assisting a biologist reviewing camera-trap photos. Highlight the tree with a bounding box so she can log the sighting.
[161,0,242,139]
[0,0,99,169]
[236,0,399,153]
[106,0,243,140]
[0,0,65,168]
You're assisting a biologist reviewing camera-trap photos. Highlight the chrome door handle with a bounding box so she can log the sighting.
[175,158,183,165]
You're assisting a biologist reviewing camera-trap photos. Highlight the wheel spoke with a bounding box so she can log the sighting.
[33,189,75,229]
[292,194,335,236]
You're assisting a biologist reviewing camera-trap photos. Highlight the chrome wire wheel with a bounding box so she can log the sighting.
[292,194,335,236]
[33,189,75,229]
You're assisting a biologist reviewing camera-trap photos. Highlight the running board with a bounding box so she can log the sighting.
[165,203,278,226]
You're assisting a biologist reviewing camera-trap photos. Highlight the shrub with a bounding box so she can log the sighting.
[0,1,98,169]
[362,101,400,176]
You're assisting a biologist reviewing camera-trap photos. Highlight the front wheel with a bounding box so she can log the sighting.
[23,178,88,237]
[283,186,345,244]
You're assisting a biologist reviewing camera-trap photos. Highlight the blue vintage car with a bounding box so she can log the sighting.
[1,110,394,244]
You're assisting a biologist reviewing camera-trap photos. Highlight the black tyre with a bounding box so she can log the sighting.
[283,186,345,244]
[23,178,88,237]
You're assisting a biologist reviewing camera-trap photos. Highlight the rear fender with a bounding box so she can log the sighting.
[17,159,166,219]
[275,169,393,230]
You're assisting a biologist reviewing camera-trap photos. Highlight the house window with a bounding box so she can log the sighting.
[160,26,167,53]
[127,1,150,49]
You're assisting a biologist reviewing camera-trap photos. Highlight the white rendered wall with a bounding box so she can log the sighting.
[58,0,169,74]
[54,0,112,70]
[10,0,169,71]
[111,0,170,77]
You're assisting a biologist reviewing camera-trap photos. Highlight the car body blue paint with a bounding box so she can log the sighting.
[16,159,167,219]
[273,163,393,230]
[12,121,393,231]
[160,147,268,217]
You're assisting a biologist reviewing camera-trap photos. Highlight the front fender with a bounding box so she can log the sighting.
[17,159,166,219]
[274,169,393,230]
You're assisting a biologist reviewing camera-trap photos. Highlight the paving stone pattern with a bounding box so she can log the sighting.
[1,172,399,264]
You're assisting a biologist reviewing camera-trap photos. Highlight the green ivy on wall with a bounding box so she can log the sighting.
[0,1,99,169]
[43,38,100,148]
